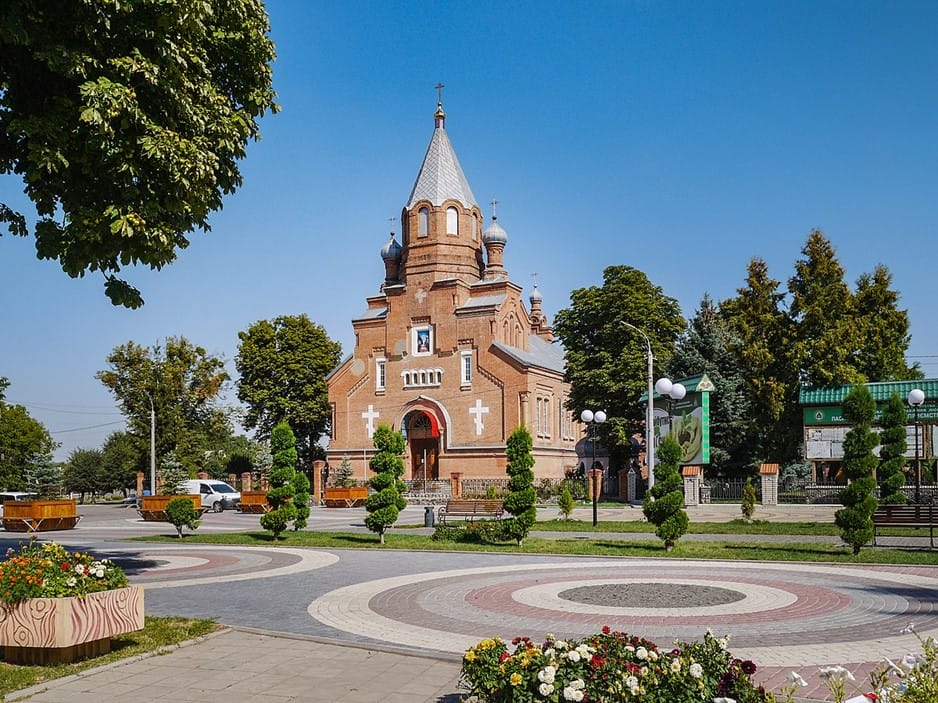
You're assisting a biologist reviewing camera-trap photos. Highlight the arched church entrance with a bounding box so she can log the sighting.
[402,409,441,481]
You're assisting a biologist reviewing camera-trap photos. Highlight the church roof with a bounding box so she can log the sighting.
[455,294,506,312]
[492,335,566,374]
[406,124,478,209]
[353,307,387,322]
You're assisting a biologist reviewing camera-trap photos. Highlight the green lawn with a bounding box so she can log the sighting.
[0,616,220,699]
[137,527,938,565]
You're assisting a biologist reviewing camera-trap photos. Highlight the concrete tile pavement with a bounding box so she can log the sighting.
[8,629,464,703]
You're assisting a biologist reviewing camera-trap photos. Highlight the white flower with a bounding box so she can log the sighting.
[566,650,581,662]
[648,649,659,661]
[575,644,591,656]
[562,686,584,702]
[819,666,855,682]
[899,623,916,634]
[539,683,555,696]
[631,685,641,696]
[670,659,682,673]
[553,640,568,651]
[624,675,638,689]
[635,646,648,660]
[570,679,585,690]
[66,576,77,587]
[786,672,808,687]
[73,563,86,576]
[624,645,635,652]
[717,636,730,650]
[689,662,703,679]
[94,567,105,578]
[538,666,556,684]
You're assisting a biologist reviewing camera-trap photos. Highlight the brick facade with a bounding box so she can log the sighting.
[326,103,580,481]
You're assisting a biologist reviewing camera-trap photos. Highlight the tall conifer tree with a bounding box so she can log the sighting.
[835,385,879,554]
[877,393,908,504]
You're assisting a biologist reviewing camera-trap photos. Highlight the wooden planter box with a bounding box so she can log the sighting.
[0,585,145,664]
[238,490,271,514]
[137,494,203,521]
[1,499,81,532]
[324,486,369,508]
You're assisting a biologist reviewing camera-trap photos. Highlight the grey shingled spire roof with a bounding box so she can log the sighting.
[406,104,478,209]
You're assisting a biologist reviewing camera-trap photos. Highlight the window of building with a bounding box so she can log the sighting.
[446,206,458,236]
[471,215,478,241]
[375,358,386,392]
[460,351,472,386]
[418,207,429,237]
[412,325,433,356]
[401,368,444,388]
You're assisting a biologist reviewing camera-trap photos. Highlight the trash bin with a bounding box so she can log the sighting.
[424,505,436,528]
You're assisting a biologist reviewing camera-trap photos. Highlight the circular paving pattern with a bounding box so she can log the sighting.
[559,582,746,607]
[308,558,938,670]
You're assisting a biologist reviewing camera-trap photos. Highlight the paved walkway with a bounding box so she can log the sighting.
[4,502,936,703]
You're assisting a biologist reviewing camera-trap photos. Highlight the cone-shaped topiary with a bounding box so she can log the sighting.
[835,384,879,554]
[877,392,908,504]
[741,477,757,521]
[364,424,407,544]
[642,434,688,550]
[260,422,298,539]
[293,469,310,530]
[503,426,537,546]
[558,485,574,520]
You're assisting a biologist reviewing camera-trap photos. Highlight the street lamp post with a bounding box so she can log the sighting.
[621,322,655,491]
[907,388,925,504]
[580,409,606,526]
[144,391,156,496]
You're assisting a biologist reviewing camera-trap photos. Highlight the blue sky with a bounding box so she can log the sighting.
[2,1,937,460]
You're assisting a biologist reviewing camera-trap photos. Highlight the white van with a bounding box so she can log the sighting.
[181,479,241,512]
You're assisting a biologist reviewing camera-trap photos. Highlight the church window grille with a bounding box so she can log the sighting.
[446,206,458,236]
[418,207,429,237]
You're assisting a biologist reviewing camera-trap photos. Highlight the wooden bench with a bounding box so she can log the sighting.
[438,499,504,524]
[872,504,936,548]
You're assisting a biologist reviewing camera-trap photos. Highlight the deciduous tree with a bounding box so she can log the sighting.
[236,315,343,465]
[553,265,684,456]
[97,337,231,473]
[62,448,104,502]
[0,0,278,307]
[100,431,141,494]
[0,396,57,491]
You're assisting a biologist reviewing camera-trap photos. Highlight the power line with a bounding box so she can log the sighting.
[49,421,125,435]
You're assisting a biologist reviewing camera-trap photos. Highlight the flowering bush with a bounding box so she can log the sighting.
[0,540,128,607]
[461,629,769,703]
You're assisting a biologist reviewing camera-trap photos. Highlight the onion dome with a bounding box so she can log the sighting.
[482,216,508,245]
[529,284,543,305]
[380,233,402,261]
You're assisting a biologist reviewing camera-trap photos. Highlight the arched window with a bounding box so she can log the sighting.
[471,215,478,241]
[446,207,458,236]
[418,207,429,237]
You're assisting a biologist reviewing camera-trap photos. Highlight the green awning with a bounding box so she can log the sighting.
[799,379,938,405]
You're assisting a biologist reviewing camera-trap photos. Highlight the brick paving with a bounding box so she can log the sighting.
[4,502,936,703]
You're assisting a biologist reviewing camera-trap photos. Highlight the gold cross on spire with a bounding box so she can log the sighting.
[490,198,498,219]
[435,82,445,105]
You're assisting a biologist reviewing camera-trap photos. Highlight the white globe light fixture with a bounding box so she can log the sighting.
[654,378,673,397]
[670,383,687,401]
[907,388,926,503]
[656,378,688,447]
[580,409,594,424]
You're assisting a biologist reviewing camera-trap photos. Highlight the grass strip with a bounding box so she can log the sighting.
[135,530,938,565]
[0,616,220,699]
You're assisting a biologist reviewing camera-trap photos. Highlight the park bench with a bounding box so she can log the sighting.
[871,503,936,548]
[438,499,504,524]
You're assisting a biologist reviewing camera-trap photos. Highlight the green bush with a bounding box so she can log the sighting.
[642,434,688,550]
[558,485,574,520]
[364,425,407,543]
[503,426,537,546]
[260,422,299,539]
[835,385,879,554]
[165,497,200,538]
[741,478,756,521]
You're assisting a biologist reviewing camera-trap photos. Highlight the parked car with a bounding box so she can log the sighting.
[180,479,241,512]
[0,492,38,515]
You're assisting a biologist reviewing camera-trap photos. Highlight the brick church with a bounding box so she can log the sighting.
[326,98,581,484]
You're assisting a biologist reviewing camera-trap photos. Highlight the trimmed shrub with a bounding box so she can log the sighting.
[877,392,908,504]
[503,426,537,546]
[165,497,200,538]
[260,422,299,539]
[364,424,407,544]
[642,434,688,550]
[835,384,879,554]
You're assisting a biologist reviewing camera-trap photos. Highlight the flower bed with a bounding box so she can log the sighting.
[461,629,768,703]
[0,541,143,664]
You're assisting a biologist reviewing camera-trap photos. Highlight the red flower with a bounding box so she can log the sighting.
[601,625,610,634]
[590,655,605,668]
[61,563,70,571]
[500,652,510,663]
